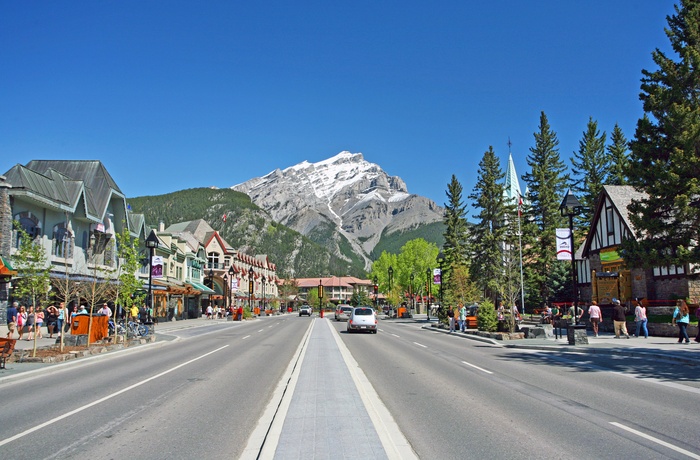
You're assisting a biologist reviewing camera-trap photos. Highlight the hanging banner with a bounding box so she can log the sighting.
[151,256,163,278]
[231,277,239,292]
[433,268,441,285]
[556,228,572,261]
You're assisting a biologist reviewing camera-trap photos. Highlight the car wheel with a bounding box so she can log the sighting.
[372,330,377,334]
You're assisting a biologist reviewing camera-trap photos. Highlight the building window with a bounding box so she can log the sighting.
[52,223,73,258]
[12,213,39,248]
[208,252,219,269]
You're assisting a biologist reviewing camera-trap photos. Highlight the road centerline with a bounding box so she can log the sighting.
[461,360,493,375]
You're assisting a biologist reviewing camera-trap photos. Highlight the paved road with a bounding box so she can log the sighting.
[334,319,700,459]
[1,314,699,459]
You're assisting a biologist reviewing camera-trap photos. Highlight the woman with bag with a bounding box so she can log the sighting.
[634,299,648,338]
[672,299,690,344]
[17,305,27,340]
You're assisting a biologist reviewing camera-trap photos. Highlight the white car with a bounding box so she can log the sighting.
[334,304,353,321]
[299,305,312,317]
[347,307,378,334]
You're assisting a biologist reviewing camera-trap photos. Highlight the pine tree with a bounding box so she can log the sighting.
[468,146,507,303]
[570,117,608,228]
[607,123,629,186]
[624,1,700,268]
[522,112,570,305]
[443,175,469,268]
[441,175,470,308]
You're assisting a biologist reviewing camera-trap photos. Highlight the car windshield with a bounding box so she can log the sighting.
[342,307,352,312]
[354,308,373,315]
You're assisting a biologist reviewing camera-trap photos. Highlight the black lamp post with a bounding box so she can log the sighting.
[228,266,234,310]
[223,273,228,310]
[437,251,445,308]
[426,267,431,320]
[318,279,324,318]
[410,273,414,312]
[559,190,584,325]
[373,276,378,310]
[261,275,266,312]
[248,267,254,315]
[388,266,394,316]
[145,230,159,314]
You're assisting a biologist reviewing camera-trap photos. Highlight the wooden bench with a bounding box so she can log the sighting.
[0,338,17,369]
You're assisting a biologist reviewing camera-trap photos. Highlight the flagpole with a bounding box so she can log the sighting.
[518,195,525,313]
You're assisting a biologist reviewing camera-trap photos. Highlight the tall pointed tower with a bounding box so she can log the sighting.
[503,142,522,205]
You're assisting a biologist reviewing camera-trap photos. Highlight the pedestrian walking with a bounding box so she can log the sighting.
[35,306,44,339]
[612,298,630,339]
[568,302,584,324]
[672,299,690,344]
[17,305,26,340]
[634,299,648,338]
[447,305,455,333]
[588,301,602,337]
[6,301,18,339]
[25,305,36,340]
[57,302,67,337]
[46,304,58,338]
[458,304,467,332]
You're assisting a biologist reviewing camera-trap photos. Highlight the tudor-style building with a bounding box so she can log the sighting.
[578,185,700,304]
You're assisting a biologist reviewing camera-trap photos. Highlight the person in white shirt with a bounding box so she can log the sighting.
[588,301,602,337]
[98,303,112,317]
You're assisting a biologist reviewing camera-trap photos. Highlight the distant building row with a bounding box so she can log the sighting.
[0,160,278,322]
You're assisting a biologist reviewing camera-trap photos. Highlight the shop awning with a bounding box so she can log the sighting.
[0,256,17,277]
[188,281,215,294]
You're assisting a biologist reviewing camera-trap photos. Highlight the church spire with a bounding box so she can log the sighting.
[504,138,522,204]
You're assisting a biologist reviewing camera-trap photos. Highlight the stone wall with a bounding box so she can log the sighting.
[0,175,12,324]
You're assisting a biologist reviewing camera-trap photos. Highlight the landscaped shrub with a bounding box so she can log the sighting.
[477,299,498,332]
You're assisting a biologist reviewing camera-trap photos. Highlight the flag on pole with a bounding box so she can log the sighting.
[518,194,523,217]
[222,213,227,222]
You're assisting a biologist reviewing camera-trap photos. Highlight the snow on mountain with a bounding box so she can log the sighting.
[232,151,443,269]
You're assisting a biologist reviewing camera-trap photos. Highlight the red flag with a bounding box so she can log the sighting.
[222,213,227,222]
[518,195,523,217]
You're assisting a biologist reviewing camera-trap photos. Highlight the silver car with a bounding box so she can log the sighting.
[347,307,377,333]
[334,304,353,321]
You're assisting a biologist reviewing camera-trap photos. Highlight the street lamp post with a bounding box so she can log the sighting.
[223,273,228,312]
[228,266,234,311]
[373,276,378,310]
[248,267,254,315]
[145,230,159,315]
[261,275,266,313]
[409,273,414,313]
[559,190,584,325]
[437,251,445,309]
[426,268,431,321]
[388,266,394,316]
[318,279,324,318]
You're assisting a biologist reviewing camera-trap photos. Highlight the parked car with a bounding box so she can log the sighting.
[299,305,312,317]
[334,304,353,321]
[347,306,378,333]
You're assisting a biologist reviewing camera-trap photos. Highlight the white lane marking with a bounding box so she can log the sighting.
[242,335,251,340]
[461,360,493,375]
[0,345,229,448]
[391,333,400,338]
[258,329,264,333]
[413,342,427,348]
[609,422,700,459]
[268,325,274,328]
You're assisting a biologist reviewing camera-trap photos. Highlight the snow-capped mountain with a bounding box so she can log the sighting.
[232,151,444,269]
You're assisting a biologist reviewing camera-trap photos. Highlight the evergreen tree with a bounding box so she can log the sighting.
[522,112,570,305]
[442,175,469,268]
[570,117,608,228]
[468,146,507,303]
[624,1,700,268]
[607,123,629,186]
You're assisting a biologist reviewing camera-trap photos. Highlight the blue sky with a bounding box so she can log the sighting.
[0,1,677,210]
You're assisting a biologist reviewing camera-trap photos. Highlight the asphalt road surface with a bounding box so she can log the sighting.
[1,315,698,459]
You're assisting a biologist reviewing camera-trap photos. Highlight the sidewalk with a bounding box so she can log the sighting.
[420,317,699,365]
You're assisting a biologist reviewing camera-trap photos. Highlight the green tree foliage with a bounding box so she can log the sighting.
[522,112,570,305]
[443,175,469,268]
[370,251,398,295]
[570,117,608,229]
[469,146,508,303]
[12,223,51,309]
[607,123,629,186]
[114,226,145,317]
[349,288,371,307]
[623,1,700,268]
[476,299,498,332]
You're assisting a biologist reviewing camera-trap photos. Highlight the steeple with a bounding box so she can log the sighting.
[503,139,522,204]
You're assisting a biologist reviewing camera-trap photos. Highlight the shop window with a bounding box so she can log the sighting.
[52,223,73,258]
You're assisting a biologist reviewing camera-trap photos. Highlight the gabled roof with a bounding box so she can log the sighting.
[165,219,234,254]
[4,160,128,225]
[581,185,647,258]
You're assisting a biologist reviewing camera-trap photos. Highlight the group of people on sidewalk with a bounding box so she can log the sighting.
[541,298,700,343]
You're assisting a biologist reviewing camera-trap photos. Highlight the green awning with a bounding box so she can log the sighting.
[188,281,215,294]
